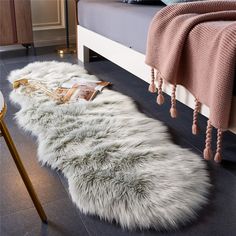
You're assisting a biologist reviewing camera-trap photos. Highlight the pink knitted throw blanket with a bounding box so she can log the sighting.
[145,1,236,162]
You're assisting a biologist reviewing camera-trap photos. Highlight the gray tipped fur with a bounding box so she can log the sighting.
[9,61,210,230]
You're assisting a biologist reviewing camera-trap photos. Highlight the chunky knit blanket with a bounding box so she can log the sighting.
[145,0,236,162]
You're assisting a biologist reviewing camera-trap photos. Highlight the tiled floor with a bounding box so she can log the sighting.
[0,46,235,236]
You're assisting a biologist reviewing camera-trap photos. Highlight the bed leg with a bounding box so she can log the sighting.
[78,44,90,63]
[77,25,91,63]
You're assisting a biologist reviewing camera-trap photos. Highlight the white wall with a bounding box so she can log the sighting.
[31,0,76,46]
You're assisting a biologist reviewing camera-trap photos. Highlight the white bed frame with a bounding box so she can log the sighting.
[77,25,236,134]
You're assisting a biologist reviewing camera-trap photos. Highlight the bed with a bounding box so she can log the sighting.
[76,0,236,133]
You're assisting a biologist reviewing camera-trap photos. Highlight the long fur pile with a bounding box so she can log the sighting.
[8,61,210,230]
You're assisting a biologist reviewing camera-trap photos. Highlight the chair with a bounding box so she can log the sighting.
[0,91,47,223]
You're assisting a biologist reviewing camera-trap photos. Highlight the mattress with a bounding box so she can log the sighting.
[77,0,165,54]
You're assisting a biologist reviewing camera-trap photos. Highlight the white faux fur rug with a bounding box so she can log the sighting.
[9,61,210,230]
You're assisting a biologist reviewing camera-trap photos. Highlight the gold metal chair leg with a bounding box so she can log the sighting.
[0,120,47,223]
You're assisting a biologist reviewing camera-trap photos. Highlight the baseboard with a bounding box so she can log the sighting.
[0,35,76,52]
[34,35,76,47]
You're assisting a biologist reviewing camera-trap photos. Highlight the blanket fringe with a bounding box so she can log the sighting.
[156,74,164,105]
[203,120,213,160]
[170,84,177,118]
[214,128,223,163]
[192,98,200,135]
[148,68,157,93]
[148,69,224,163]
[203,120,223,162]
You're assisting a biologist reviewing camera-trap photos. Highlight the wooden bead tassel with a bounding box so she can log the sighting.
[203,120,213,160]
[214,128,223,163]
[192,98,200,135]
[148,68,157,93]
[170,84,177,118]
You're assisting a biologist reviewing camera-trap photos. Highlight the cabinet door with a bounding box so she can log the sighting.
[14,0,33,44]
[0,0,17,45]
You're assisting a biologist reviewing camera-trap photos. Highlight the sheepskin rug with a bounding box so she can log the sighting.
[8,61,210,230]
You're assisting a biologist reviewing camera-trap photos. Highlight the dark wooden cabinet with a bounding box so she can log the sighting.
[0,0,33,46]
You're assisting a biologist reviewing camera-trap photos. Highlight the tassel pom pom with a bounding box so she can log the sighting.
[156,94,164,105]
[192,124,199,135]
[192,98,200,135]
[149,68,156,93]
[203,148,212,160]
[214,128,223,163]
[204,120,212,161]
[148,83,156,93]
[170,107,177,118]
[214,153,222,163]
[170,84,177,118]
